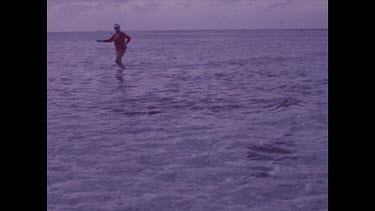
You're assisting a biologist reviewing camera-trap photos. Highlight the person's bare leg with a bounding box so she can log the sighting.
[115,50,126,69]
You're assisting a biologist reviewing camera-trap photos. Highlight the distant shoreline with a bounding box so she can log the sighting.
[47,28,328,33]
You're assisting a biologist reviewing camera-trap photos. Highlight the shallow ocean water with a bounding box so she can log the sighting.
[47,30,328,210]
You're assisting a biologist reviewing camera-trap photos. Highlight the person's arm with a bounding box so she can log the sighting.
[124,33,131,45]
[96,35,114,43]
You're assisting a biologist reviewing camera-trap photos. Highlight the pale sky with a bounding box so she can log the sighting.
[47,0,328,32]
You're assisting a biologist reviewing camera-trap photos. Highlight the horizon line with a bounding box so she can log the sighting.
[47,28,328,33]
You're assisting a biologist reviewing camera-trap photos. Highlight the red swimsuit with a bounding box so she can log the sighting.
[109,32,127,51]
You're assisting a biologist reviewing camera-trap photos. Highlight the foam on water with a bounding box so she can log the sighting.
[48,30,328,210]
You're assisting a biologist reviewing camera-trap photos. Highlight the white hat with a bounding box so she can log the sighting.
[114,24,120,28]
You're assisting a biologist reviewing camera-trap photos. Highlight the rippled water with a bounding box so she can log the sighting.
[47,30,328,210]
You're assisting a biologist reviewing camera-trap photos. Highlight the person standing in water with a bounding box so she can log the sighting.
[97,24,131,69]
